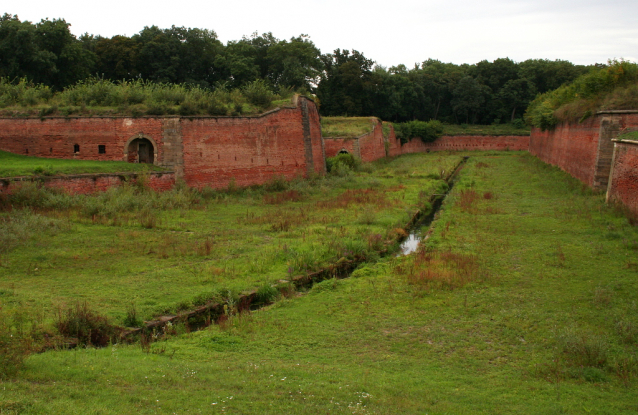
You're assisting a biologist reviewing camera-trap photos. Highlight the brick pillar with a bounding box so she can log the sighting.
[594,116,621,190]
[161,118,184,179]
[301,98,315,175]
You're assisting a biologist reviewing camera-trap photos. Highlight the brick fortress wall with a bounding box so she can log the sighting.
[607,140,638,218]
[0,96,324,190]
[0,172,175,195]
[529,111,638,191]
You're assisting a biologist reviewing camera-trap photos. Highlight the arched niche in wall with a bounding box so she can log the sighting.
[124,133,158,164]
[338,149,350,155]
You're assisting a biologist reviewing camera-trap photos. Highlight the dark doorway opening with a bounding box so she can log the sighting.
[338,149,349,155]
[127,138,155,164]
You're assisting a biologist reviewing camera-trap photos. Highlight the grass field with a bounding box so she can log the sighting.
[1,152,637,414]
[0,153,461,325]
[0,150,167,177]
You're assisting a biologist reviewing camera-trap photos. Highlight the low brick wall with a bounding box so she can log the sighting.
[323,118,386,162]
[0,171,175,195]
[607,140,638,218]
[387,134,529,155]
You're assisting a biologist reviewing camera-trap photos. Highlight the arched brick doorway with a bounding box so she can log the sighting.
[125,135,156,164]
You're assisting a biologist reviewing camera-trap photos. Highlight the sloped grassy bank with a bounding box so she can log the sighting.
[1,152,637,413]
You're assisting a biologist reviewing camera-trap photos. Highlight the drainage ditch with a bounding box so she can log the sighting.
[115,156,469,343]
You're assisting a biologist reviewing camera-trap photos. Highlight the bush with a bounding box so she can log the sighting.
[394,120,443,144]
[243,80,274,108]
[326,153,360,173]
[55,302,116,347]
[255,284,279,305]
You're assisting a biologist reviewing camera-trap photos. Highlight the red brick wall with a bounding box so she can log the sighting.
[607,140,638,218]
[386,132,529,156]
[358,120,386,162]
[529,118,601,186]
[324,138,358,158]
[0,172,175,195]
[323,119,387,162]
[529,112,638,188]
[0,96,323,190]
[0,117,166,163]
[180,97,323,189]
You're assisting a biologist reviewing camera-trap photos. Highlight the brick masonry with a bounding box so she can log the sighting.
[607,140,638,218]
[529,112,638,190]
[0,96,324,190]
[0,172,175,195]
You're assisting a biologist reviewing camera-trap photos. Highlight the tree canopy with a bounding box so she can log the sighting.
[1,13,595,125]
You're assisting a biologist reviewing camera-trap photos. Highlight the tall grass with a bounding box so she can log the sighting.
[0,77,295,117]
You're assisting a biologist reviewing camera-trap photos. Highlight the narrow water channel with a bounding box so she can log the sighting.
[397,156,468,256]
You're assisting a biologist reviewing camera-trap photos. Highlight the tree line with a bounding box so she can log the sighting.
[1,13,594,124]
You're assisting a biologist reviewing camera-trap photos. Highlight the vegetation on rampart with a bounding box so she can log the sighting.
[320,116,376,138]
[525,60,638,130]
[0,77,294,117]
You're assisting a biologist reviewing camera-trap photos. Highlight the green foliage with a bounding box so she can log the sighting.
[325,153,360,174]
[55,302,115,346]
[242,79,274,108]
[394,120,443,144]
[254,284,279,305]
[321,116,376,138]
[525,60,638,129]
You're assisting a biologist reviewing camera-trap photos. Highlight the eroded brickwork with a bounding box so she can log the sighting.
[0,172,175,195]
[607,140,638,218]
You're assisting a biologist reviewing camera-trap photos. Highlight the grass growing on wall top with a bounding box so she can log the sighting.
[441,122,530,136]
[2,152,637,413]
[321,116,376,138]
[0,78,297,118]
[0,150,167,177]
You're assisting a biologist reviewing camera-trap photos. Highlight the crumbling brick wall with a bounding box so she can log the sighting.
[607,140,638,218]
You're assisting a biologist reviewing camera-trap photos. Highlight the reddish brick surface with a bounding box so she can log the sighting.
[0,172,175,195]
[0,97,323,190]
[0,117,165,162]
[608,141,638,218]
[324,138,358,158]
[529,113,638,188]
[387,133,529,155]
[529,119,601,186]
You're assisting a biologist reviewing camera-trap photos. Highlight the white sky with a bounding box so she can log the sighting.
[6,0,638,68]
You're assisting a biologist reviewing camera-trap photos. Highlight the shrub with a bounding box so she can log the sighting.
[326,153,360,173]
[255,284,279,305]
[243,80,275,108]
[394,120,443,144]
[55,302,116,347]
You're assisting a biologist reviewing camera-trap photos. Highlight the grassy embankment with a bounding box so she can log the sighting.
[0,153,460,326]
[0,78,296,118]
[1,152,637,413]
[0,150,167,177]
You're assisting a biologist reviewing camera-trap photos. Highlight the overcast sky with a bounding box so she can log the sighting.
[7,0,638,68]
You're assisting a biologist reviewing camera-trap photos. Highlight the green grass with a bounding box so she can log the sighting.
[0,150,167,177]
[321,116,377,138]
[0,154,461,325]
[617,131,638,141]
[2,152,638,413]
[441,122,530,136]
